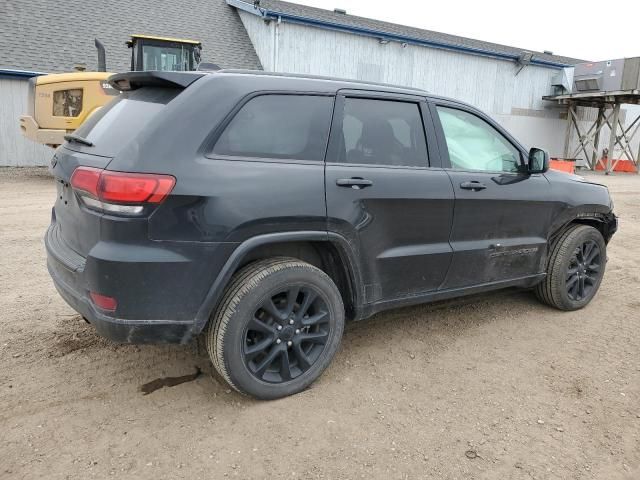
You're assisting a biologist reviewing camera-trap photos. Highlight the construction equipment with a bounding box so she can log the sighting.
[20,35,202,147]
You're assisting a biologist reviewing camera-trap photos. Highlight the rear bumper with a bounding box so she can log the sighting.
[44,220,234,344]
[48,261,193,343]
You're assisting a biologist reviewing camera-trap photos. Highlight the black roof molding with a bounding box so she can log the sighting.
[218,69,429,93]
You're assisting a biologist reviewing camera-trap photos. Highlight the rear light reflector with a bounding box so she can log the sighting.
[89,292,117,312]
[70,167,175,214]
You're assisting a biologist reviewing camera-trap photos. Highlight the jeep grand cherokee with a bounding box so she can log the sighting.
[45,70,617,399]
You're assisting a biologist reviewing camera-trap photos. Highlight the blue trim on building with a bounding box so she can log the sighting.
[0,69,45,80]
[227,0,571,69]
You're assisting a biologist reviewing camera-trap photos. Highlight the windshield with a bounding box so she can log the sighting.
[142,44,194,71]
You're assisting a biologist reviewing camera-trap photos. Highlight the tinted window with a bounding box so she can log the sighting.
[338,98,428,167]
[73,87,179,157]
[213,95,333,161]
[437,106,521,172]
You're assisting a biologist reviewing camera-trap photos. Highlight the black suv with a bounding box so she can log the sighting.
[46,70,617,399]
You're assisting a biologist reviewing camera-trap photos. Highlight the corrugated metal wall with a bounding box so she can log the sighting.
[239,12,636,159]
[0,78,52,167]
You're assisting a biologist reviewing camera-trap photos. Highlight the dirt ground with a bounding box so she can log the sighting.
[1,167,638,480]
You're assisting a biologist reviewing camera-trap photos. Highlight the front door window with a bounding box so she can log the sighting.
[437,106,521,173]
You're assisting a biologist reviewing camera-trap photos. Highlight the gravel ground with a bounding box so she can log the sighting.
[1,167,638,480]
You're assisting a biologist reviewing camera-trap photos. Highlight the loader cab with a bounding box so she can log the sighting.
[127,35,202,72]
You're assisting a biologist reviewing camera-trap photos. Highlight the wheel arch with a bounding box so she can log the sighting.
[535,220,607,311]
[192,231,363,334]
[549,212,616,249]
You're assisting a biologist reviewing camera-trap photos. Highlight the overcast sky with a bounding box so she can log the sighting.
[288,0,639,61]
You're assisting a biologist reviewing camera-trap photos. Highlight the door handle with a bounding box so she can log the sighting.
[460,181,487,191]
[336,177,373,189]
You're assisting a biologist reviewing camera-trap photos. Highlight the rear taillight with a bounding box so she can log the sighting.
[99,172,176,204]
[70,167,175,215]
[70,167,101,196]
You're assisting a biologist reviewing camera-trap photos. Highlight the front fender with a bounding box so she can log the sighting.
[548,207,617,245]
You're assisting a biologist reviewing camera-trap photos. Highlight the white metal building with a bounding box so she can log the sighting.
[2,0,637,166]
[230,0,639,163]
[0,74,53,166]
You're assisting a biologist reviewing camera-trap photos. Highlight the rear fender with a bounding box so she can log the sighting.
[191,231,363,334]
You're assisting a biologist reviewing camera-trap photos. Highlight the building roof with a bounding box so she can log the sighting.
[0,0,262,74]
[230,0,584,67]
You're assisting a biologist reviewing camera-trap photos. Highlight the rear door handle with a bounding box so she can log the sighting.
[460,181,487,191]
[336,177,373,189]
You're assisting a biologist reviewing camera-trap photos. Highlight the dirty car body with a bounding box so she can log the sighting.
[45,70,617,345]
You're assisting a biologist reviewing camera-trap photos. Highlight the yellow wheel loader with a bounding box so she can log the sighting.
[20,35,203,147]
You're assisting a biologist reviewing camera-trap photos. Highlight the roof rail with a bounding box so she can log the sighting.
[217,69,429,93]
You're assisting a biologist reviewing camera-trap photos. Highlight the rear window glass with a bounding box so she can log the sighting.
[72,88,179,156]
[212,95,333,161]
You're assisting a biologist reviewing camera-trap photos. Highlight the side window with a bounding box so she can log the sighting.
[338,98,428,168]
[436,106,522,173]
[212,95,333,161]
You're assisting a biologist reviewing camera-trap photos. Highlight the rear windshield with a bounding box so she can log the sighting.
[72,87,180,157]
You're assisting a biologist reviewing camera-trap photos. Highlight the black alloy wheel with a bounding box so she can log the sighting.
[566,240,601,301]
[244,286,330,383]
[207,258,344,399]
[534,224,607,311]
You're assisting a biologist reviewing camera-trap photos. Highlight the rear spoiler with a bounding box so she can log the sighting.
[108,71,206,91]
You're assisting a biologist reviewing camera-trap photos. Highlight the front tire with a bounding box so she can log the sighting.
[207,257,344,400]
[535,225,607,310]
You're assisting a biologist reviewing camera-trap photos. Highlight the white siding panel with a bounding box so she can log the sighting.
[240,17,569,153]
[236,15,640,161]
[495,114,568,154]
[0,78,52,167]
[239,11,275,71]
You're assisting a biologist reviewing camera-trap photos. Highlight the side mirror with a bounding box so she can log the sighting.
[528,147,549,174]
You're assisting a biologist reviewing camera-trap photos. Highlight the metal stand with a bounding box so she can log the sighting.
[543,90,640,173]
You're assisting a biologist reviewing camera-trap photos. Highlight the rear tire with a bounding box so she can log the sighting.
[535,225,606,311]
[207,257,344,399]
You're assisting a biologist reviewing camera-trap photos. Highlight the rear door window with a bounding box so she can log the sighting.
[337,98,428,167]
[212,95,333,161]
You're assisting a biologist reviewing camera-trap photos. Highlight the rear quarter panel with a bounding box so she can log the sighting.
[103,74,329,243]
[148,158,327,242]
